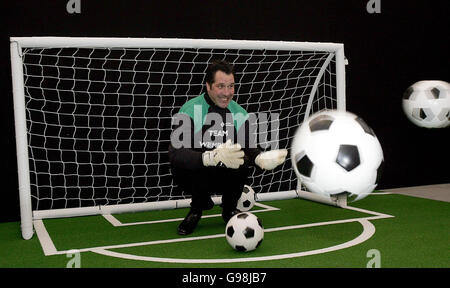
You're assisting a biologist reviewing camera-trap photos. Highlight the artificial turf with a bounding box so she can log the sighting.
[0,193,448,268]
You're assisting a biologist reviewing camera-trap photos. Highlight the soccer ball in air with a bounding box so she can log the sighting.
[225,212,264,252]
[402,80,450,128]
[291,110,384,202]
[236,185,256,212]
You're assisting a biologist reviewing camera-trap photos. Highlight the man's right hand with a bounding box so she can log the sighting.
[202,139,245,169]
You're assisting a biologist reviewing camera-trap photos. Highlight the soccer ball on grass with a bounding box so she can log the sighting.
[225,212,264,252]
[236,185,256,212]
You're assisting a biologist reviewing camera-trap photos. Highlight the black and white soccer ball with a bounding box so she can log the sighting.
[225,212,264,252]
[291,110,384,202]
[402,80,450,128]
[236,185,256,212]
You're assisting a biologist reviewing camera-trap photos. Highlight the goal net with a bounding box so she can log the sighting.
[10,37,346,239]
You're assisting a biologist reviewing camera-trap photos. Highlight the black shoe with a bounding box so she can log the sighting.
[222,209,241,223]
[177,210,202,235]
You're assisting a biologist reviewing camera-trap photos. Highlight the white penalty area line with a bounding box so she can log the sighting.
[33,219,58,256]
[33,201,394,261]
[92,219,377,264]
[33,202,279,256]
[90,206,394,263]
[370,192,393,195]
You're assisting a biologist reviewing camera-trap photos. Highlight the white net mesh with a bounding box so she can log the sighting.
[21,46,338,211]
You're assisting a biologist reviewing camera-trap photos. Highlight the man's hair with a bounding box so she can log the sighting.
[205,60,235,85]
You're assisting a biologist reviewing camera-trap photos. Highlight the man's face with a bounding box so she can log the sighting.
[206,70,235,109]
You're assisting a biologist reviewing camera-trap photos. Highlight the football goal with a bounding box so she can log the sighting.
[10,37,347,240]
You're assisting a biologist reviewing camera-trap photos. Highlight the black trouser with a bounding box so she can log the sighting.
[171,164,250,213]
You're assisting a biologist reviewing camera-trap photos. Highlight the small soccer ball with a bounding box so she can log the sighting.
[291,110,384,202]
[236,185,256,212]
[402,80,450,128]
[225,212,264,252]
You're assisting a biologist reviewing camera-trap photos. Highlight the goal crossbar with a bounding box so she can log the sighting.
[11,37,344,52]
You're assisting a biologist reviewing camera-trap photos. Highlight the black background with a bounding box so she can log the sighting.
[1,0,448,222]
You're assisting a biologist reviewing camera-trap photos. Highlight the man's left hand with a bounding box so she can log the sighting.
[255,149,288,170]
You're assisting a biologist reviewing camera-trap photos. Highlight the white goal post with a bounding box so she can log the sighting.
[10,37,347,240]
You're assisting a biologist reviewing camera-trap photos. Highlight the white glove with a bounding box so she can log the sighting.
[202,139,245,169]
[255,149,288,170]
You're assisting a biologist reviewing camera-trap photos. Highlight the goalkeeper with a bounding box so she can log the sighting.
[168,60,287,235]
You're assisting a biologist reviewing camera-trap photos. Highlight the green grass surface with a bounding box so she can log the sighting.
[0,193,448,268]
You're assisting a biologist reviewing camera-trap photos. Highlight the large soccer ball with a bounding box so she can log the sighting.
[225,212,264,252]
[291,110,384,202]
[402,80,450,128]
[236,185,256,212]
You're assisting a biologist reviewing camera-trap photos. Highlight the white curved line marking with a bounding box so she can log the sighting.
[91,219,375,263]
